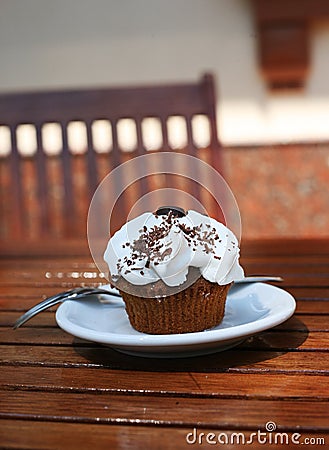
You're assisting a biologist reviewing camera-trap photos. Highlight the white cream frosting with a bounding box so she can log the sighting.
[104,210,244,287]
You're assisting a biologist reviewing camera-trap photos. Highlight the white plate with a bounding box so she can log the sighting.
[56,283,296,358]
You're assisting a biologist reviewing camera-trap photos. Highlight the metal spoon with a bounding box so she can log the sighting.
[13,276,282,329]
[13,286,121,329]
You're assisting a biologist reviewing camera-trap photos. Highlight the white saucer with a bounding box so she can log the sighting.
[56,283,296,358]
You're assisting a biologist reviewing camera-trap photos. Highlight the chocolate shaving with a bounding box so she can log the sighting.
[116,212,225,275]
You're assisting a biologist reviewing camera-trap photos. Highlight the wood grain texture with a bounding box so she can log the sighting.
[1,345,328,374]
[1,420,326,450]
[1,366,328,400]
[1,390,328,430]
[0,329,327,352]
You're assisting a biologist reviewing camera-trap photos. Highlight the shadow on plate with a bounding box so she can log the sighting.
[73,316,309,372]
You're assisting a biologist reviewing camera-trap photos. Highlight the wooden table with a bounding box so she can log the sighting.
[0,239,328,449]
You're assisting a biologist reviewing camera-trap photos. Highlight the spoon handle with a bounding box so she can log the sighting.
[234,276,283,284]
[13,287,120,329]
[13,295,66,329]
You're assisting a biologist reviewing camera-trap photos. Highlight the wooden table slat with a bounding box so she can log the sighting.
[1,366,328,400]
[1,420,327,450]
[1,390,329,430]
[1,344,329,374]
[0,328,328,352]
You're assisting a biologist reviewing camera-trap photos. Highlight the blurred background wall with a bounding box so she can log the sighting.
[0,0,328,238]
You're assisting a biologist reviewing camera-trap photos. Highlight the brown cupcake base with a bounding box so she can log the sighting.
[119,277,232,334]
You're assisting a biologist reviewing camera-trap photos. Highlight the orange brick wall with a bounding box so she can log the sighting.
[224,144,329,238]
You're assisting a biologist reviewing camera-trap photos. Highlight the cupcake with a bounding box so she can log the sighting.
[104,207,244,334]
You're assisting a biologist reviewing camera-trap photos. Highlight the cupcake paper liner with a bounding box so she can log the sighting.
[119,277,232,334]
